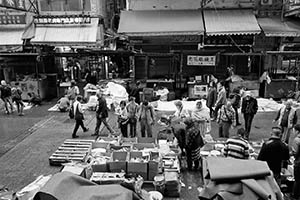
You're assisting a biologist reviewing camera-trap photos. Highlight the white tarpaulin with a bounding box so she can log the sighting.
[153,98,287,113]
[103,82,129,109]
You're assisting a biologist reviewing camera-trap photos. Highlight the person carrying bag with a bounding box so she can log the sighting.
[72,95,89,138]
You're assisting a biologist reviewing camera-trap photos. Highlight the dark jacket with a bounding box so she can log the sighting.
[206,87,217,108]
[257,136,289,174]
[96,97,108,118]
[241,97,258,115]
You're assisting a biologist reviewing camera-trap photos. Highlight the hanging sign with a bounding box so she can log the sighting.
[0,14,26,24]
[187,55,216,66]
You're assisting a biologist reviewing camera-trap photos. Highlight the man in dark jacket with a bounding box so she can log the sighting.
[92,92,115,137]
[241,91,258,140]
[257,126,289,186]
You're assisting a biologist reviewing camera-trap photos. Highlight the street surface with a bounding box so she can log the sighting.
[0,101,278,199]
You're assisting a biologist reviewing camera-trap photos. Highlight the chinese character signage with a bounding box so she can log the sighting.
[0,14,26,24]
[187,55,216,66]
[34,15,91,24]
[0,0,26,10]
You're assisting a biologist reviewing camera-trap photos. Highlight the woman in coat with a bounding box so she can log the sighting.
[116,100,129,137]
[191,100,211,138]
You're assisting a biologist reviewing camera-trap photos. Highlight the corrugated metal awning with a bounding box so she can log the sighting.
[0,25,25,46]
[204,9,261,36]
[257,17,300,37]
[31,18,100,46]
[118,10,204,36]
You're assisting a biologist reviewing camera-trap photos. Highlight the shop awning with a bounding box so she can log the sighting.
[118,10,204,36]
[257,17,300,37]
[0,25,25,46]
[31,18,100,46]
[204,9,261,36]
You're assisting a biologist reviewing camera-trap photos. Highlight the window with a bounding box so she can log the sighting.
[39,0,91,12]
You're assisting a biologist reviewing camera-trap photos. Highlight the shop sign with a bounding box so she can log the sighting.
[172,35,201,43]
[0,0,26,11]
[187,55,216,66]
[34,15,91,24]
[0,14,26,24]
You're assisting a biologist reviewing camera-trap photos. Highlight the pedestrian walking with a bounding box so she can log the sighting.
[0,80,13,114]
[138,100,155,137]
[217,101,236,138]
[206,81,217,119]
[291,124,300,200]
[224,128,250,159]
[67,80,80,105]
[92,91,115,137]
[72,95,89,138]
[11,82,24,116]
[257,126,289,186]
[241,91,258,140]
[191,100,211,138]
[214,81,227,120]
[231,88,242,126]
[126,96,139,137]
[116,100,129,137]
[273,99,297,144]
[184,117,204,171]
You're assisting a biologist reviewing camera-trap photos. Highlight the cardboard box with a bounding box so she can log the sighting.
[148,160,159,181]
[121,137,138,144]
[61,165,85,177]
[132,143,156,150]
[92,142,110,150]
[91,152,111,173]
[138,137,156,144]
[127,151,148,180]
[108,152,128,172]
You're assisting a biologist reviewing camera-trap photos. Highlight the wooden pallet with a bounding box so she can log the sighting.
[49,139,94,166]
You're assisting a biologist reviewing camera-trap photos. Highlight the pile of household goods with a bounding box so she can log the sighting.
[84,81,128,109]
[45,137,182,199]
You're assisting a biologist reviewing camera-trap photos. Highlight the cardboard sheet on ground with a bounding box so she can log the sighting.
[207,157,270,181]
[33,172,136,200]
[200,157,283,200]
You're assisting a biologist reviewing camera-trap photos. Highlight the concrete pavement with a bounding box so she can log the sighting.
[0,102,279,199]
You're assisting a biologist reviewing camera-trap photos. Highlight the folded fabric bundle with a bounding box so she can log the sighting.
[207,157,270,181]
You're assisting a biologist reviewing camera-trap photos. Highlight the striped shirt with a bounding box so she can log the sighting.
[224,136,250,159]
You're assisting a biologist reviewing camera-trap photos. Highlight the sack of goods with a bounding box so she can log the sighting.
[164,172,181,197]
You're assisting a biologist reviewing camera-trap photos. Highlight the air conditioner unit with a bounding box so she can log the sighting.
[261,0,273,5]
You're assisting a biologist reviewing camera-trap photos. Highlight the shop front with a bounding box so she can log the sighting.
[200,9,262,95]
[257,17,300,99]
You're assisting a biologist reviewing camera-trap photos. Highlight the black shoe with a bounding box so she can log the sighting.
[84,128,89,132]
[237,123,242,126]
[91,133,98,136]
[72,135,79,138]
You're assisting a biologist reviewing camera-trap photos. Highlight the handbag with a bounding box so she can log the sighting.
[74,104,84,120]
[69,105,74,119]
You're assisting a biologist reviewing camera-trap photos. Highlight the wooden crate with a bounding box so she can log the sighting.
[49,139,93,166]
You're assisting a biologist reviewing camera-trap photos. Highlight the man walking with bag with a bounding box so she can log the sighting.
[92,91,115,137]
[72,95,89,138]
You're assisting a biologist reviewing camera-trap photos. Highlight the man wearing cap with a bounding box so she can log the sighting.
[241,91,258,140]
[273,99,297,144]
[257,126,289,185]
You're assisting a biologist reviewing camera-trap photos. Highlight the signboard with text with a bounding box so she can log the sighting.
[187,55,216,66]
[0,14,26,24]
[0,0,26,11]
